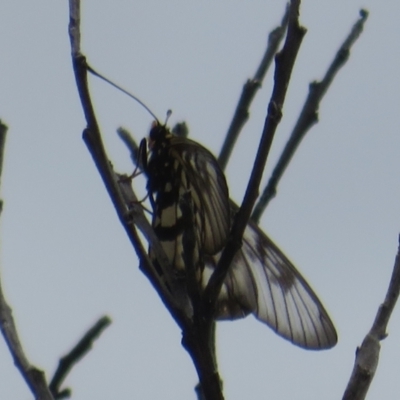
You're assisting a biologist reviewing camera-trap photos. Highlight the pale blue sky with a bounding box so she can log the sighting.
[1,1,400,399]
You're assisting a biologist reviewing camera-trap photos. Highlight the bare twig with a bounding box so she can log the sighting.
[68,0,80,56]
[252,9,369,222]
[0,121,7,191]
[182,324,223,400]
[204,0,306,316]
[117,127,140,165]
[49,316,111,399]
[218,4,290,171]
[0,120,6,217]
[342,235,400,400]
[0,120,54,400]
[68,0,189,330]
[0,286,54,400]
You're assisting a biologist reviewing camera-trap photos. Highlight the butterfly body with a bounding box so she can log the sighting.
[144,123,230,274]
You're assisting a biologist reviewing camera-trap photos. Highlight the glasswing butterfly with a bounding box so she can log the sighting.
[140,121,337,350]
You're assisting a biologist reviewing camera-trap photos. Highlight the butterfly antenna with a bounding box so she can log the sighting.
[87,64,159,122]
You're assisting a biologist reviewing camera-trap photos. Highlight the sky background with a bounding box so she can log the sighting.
[1,1,400,399]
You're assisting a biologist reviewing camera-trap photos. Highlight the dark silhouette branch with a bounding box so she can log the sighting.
[342,234,400,400]
[0,120,7,192]
[252,9,369,222]
[204,0,306,317]
[0,120,54,400]
[218,4,290,171]
[49,316,111,399]
[68,0,190,330]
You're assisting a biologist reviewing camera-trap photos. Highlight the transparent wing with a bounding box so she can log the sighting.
[203,219,337,350]
[169,137,230,255]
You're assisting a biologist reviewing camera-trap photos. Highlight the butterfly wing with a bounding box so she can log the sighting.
[146,127,230,273]
[203,216,337,350]
[144,124,336,349]
[168,137,230,254]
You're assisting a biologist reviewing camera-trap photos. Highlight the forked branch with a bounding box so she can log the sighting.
[0,122,54,399]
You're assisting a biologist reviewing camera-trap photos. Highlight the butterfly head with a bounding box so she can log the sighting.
[148,120,173,151]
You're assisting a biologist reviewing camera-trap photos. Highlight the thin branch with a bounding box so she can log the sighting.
[252,9,369,222]
[342,234,400,400]
[49,316,111,399]
[0,120,54,400]
[68,0,81,56]
[0,283,54,400]
[117,127,140,166]
[218,4,290,171]
[0,120,7,190]
[204,0,306,315]
[182,325,223,400]
[68,0,189,330]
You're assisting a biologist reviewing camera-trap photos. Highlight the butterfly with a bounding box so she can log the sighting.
[139,121,337,350]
